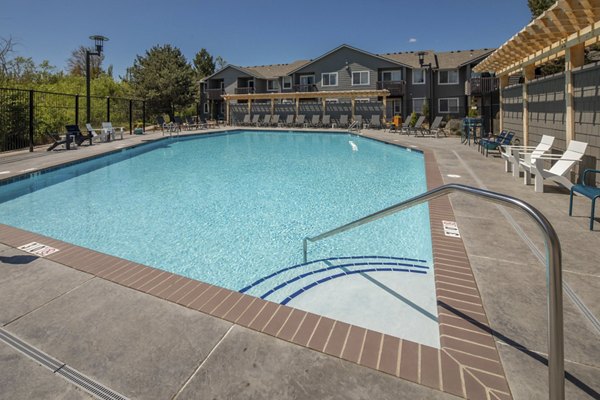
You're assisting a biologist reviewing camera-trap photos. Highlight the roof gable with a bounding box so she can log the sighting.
[202,64,261,81]
[289,44,410,74]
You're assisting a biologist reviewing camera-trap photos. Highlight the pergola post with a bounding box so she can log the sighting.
[565,43,585,144]
[382,95,387,122]
[226,100,230,126]
[351,97,356,121]
[322,97,327,120]
[248,99,252,118]
[499,75,509,132]
[295,97,300,119]
[270,98,275,118]
[522,65,536,146]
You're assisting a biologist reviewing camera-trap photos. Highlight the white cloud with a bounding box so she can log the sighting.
[408,38,417,43]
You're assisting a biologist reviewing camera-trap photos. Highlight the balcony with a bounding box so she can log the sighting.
[235,87,255,95]
[467,77,499,95]
[206,88,225,100]
[376,80,406,97]
[293,84,318,92]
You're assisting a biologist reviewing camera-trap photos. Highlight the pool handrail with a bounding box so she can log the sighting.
[302,183,564,400]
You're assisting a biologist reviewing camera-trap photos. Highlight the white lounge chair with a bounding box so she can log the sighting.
[85,123,108,143]
[102,122,124,141]
[501,134,555,176]
[520,139,588,193]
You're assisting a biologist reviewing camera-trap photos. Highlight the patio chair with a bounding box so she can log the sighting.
[569,169,600,230]
[251,114,260,126]
[185,116,199,130]
[398,120,411,135]
[368,115,382,129]
[408,116,426,136]
[44,132,74,151]
[157,116,171,133]
[322,115,331,128]
[271,114,280,127]
[353,115,363,129]
[520,140,588,193]
[102,122,125,140]
[338,115,349,128]
[85,123,108,143]
[478,130,508,153]
[310,115,320,127]
[240,114,251,126]
[481,132,514,157]
[66,124,95,146]
[295,114,306,127]
[419,116,445,138]
[260,115,272,126]
[284,115,294,127]
[500,134,554,175]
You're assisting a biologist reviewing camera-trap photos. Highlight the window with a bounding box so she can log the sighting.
[355,98,370,103]
[382,70,402,81]
[299,75,315,85]
[352,71,370,86]
[438,70,459,85]
[267,79,278,91]
[412,69,425,84]
[282,76,292,89]
[321,72,338,87]
[439,98,459,113]
[203,103,209,114]
[412,98,426,114]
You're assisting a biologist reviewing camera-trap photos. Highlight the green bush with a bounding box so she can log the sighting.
[409,112,418,127]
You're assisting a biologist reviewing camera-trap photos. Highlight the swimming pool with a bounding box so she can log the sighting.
[0,130,439,346]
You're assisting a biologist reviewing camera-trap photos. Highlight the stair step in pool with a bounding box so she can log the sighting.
[240,255,430,304]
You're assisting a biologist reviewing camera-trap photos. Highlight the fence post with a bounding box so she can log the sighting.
[129,99,133,135]
[75,95,79,126]
[142,101,146,132]
[29,90,34,152]
[106,96,110,122]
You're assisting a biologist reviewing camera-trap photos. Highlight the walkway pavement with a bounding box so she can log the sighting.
[0,128,598,399]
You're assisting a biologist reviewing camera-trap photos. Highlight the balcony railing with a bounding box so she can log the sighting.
[293,84,318,92]
[234,87,255,95]
[376,80,406,96]
[206,88,225,100]
[467,77,499,95]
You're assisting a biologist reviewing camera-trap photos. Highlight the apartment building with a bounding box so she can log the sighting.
[200,44,494,124]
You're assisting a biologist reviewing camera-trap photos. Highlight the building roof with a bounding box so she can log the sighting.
[244,59,310,79]
[203,46,496,81]
[381,49,494,69]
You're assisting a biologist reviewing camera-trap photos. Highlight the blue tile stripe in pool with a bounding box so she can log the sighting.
[258,261,428,300]
[239,255,428,294]
[278,267,427,305]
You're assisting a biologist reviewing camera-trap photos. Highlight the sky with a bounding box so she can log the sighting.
[1,0,533,80]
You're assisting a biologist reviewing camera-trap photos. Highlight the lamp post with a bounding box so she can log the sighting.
[86,35,109,124]
[418,51,435,123]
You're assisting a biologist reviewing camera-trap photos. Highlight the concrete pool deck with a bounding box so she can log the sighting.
[0,127,598,399]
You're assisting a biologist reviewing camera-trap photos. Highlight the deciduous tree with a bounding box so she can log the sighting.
[67,46,104,78]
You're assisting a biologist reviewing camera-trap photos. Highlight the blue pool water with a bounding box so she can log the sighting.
[0,131,432,291]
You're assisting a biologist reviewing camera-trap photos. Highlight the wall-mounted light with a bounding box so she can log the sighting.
[345,60,350,72]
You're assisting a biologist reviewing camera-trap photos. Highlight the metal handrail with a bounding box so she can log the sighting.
[348,121,360,132]
[302,183,564,400]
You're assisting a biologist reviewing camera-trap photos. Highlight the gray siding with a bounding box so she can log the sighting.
[293,47,399,92]
[528,74,566,151]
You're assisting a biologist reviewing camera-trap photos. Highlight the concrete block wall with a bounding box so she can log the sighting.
[573,63,600,180]
[502,85,523,140]
[528,74,566,152]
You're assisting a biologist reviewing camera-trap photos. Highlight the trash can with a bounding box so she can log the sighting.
[393,115,402,128]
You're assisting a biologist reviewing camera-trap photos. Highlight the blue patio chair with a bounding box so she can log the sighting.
[480,132,514,157]
[478,130,508,153]
[569,169,600,230]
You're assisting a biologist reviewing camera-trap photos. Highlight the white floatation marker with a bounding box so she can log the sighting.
[349,140,358,152]
[442,221,461,238]
[17,242,60,257]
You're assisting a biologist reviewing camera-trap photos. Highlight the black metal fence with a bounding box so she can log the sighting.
[0,87,145,152]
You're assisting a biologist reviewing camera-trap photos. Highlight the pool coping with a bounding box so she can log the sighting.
[0,129,512,399]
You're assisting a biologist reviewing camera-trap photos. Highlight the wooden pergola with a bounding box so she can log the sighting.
[221,89,390,125]
[474,0,600,145]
